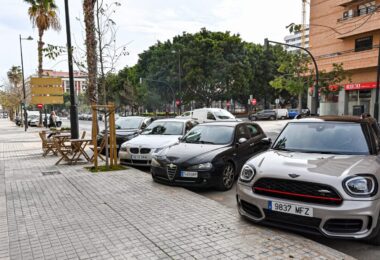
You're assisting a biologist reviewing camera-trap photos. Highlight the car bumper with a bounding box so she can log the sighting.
[236,183,380,239]
[119,150,152,167]
[150,165,222,188]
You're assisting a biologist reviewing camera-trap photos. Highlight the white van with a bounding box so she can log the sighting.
[273,109,288,119]
[191,108,238,123]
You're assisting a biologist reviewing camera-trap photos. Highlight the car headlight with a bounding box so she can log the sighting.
[239,165,256,182]
[151,158,161,167]
[344,175,377,197]
[188,162,213,170]
[120,144,128,152]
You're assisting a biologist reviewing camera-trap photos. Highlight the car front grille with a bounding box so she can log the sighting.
[166,164,177,181]
[140,148,151,154]
[323,219,363,233]
[263,209,322,234]
[253,178,343,205]
[129,148,139,154]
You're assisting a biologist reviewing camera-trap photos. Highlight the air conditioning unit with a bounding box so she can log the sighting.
[343,9,353,19]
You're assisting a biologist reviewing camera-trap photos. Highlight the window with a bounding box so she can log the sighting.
[207,112,216,120]
[247,124,260,138]
[236,125,250,140]
[355,36,373,52]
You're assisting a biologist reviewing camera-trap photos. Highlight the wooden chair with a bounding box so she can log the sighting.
[39,132,57,157]
[89,136,106,162]
[81,131,86,139]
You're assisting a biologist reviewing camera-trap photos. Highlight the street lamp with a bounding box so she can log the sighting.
[64,0,79,139]
[171,50,181,114]
[264,38,319,115]
[140,77,176,114]
[19,34,33,131]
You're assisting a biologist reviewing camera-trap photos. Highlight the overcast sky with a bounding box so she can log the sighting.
[0,0,304,82]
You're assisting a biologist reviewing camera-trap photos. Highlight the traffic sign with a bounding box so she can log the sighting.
[37,104,43,109]
[176,100,181,106]
[251,98,257,106]
[275,98,280,104]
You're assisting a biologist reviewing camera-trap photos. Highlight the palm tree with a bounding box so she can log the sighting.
[24,0,61,77]
[7,66,22,89]
[83,0,98,105]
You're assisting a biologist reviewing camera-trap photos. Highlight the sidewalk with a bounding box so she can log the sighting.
[0,119,353,259]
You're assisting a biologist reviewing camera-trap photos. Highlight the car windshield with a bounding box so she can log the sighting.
[182,125,234,145]
[115,117,143,129]
[273,122,369,155]
[141,121,183,135]
[214,110,235,119]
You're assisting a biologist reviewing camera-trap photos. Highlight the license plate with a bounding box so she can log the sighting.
[180,171,198,178]
[268,200,313,217]
[131,155,148,160]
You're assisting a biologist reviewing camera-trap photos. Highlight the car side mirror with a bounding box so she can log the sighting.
[238,137,247,144]
[261,137,272,145]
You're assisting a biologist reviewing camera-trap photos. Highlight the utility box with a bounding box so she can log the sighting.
[353,105,364,116]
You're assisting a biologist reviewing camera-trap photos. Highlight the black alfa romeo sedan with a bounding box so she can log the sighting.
[151,121,271,191]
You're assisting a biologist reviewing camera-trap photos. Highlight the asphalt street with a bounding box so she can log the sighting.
[59,117,380,259]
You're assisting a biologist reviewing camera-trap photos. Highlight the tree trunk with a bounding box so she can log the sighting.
[83,0,98,105]
[298,92,302,113]
[38,28,44,77]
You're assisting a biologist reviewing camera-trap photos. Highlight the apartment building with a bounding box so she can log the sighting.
[284,26,310,52]
[309,0,380,115]
[41,70,88,95]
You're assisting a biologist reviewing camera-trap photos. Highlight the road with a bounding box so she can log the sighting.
[64,117,380,259]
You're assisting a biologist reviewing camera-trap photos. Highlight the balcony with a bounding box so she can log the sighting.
[316,47,379,71]
[338,0,359,7]
[336,8,380,39]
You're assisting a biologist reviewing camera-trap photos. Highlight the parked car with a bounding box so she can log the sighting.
[176,111,193,119]
[43,115,62,127]
[191,108,238,123]
[249,110,276,121]
[151,121,271,190]
[28,115,40,126]
[288,108,310,119]
[237,116,380,244]
[119,118,198,167]
[98,116,153,153]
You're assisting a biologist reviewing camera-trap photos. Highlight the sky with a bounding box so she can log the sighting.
[0,0,304,83]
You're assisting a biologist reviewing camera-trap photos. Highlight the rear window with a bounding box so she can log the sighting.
[273,122,369,155]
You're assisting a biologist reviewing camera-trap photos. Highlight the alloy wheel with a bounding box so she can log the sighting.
[222,163,235,189]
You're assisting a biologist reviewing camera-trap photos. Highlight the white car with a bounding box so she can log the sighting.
[119,118,197,167]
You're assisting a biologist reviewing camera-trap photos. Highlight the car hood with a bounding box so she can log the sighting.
[157,143,230,164]
[250,150,379,178]
[115,129,140,137]
[125,135,182,149]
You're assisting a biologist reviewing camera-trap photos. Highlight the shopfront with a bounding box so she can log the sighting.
[344,82,377,116]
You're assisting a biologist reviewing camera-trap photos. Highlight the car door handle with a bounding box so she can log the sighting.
[249,143,255,147]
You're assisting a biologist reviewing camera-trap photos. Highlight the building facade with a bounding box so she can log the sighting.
[309,0,380,116]
[41,70,88,95]
[284,26,310,52]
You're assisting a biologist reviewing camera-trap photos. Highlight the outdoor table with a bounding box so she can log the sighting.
[67,138,92,165]
[54,134,72,165]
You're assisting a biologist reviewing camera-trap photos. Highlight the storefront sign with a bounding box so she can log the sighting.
[344,82,377,91]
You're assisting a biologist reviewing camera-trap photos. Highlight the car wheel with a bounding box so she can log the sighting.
[281,116,285,120]
[217,162,235,191]
[269,115,275,120]
[56,122,62,127]
[250,116,256,121]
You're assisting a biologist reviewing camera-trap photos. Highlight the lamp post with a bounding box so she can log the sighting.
[19,35,33,131]
[140,77,176,114]
[64,0,79,139]
[264,38,319,115]
[171,50,181,114]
